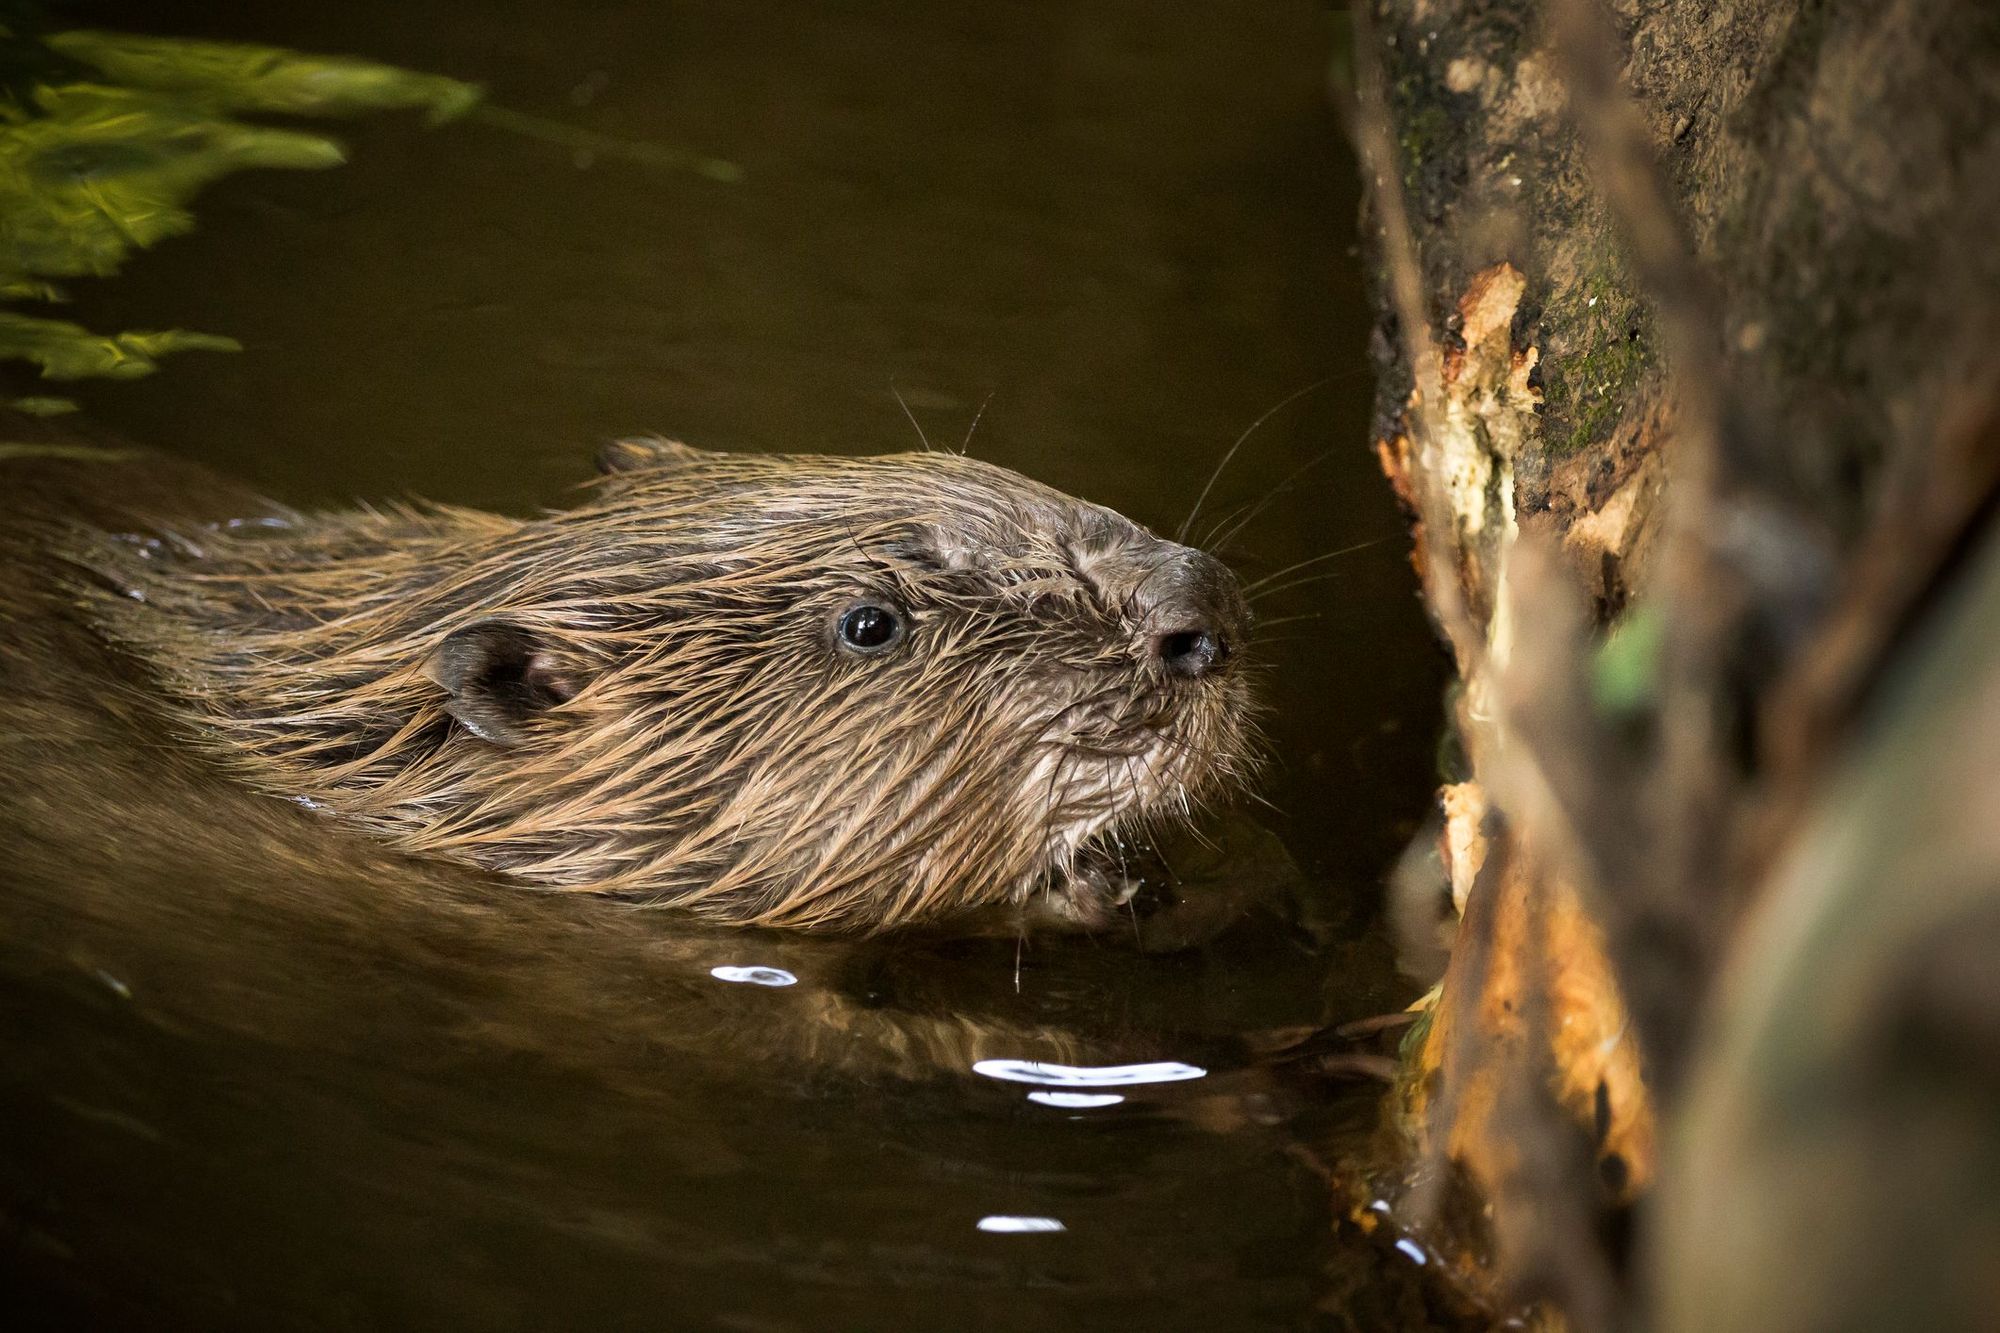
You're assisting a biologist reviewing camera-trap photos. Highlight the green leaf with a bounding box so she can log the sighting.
[1,84,345,280]
[0,275,66,302]
[6,395,80,416]
[45,30,484,124]
[1593,604,1666,715]
[0,439,141,458]
[0,310,239,380]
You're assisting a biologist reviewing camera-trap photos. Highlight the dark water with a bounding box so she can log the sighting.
[3,2,1449,1327]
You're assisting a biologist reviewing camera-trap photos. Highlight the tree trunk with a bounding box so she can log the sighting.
[1343,0,2000,1325]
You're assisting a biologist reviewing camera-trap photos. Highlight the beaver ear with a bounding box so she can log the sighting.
[595,435,711,475]
[424,620,581,748]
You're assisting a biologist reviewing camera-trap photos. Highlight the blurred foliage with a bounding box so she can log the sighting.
[1593,604,1665,716]
[44,30,482,123]
[0,310,238,380]
[473,103,744,184]
[8,394,75,415]
[0,84,348,282]
[0,25,484,413]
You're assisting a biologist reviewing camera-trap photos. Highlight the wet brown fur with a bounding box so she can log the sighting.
[75,440,1258,931]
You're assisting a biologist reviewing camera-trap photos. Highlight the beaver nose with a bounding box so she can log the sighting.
[1159,626,1229,677]
[1143,548,1248,680]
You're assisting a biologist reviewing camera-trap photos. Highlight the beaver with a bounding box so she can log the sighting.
[46,434,1256,932]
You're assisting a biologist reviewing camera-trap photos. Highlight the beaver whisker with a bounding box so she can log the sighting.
[1246,569,1355,604]
[960,390,996,456]
[1203,446,1341,555]
[888,384,936,454]
[1175,377,1328,545]
[1238,537,1392,595]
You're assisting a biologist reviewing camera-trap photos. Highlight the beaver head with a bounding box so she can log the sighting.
[91,439,1258,931]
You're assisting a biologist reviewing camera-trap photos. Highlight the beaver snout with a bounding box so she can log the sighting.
[1158,625,1230,678]
[1138,547,1248,680]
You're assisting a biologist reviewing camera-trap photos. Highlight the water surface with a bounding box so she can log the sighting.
[2,3,1451,1327]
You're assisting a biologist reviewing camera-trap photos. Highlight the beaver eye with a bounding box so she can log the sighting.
[837,603,904,654]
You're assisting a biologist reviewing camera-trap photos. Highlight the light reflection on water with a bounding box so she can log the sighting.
[978,1216,1069,1235]
[1027,1091,1126,1109]
[973,1059,1209,1088]
[709,964,800,987]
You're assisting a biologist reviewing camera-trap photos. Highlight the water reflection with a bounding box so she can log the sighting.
[973,1059,1210,1088]
[1026,1091,1126,1109]
[709,965,800,988]
[978,1217,1069,1235]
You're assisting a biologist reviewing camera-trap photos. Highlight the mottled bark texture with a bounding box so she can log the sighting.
[1351,0,2000,1327]
[1373,0,2000,585]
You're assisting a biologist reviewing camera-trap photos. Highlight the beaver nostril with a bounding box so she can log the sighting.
[1158,628,1229,678]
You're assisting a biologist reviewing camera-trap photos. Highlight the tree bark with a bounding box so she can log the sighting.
[1345,0,2000,1325]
